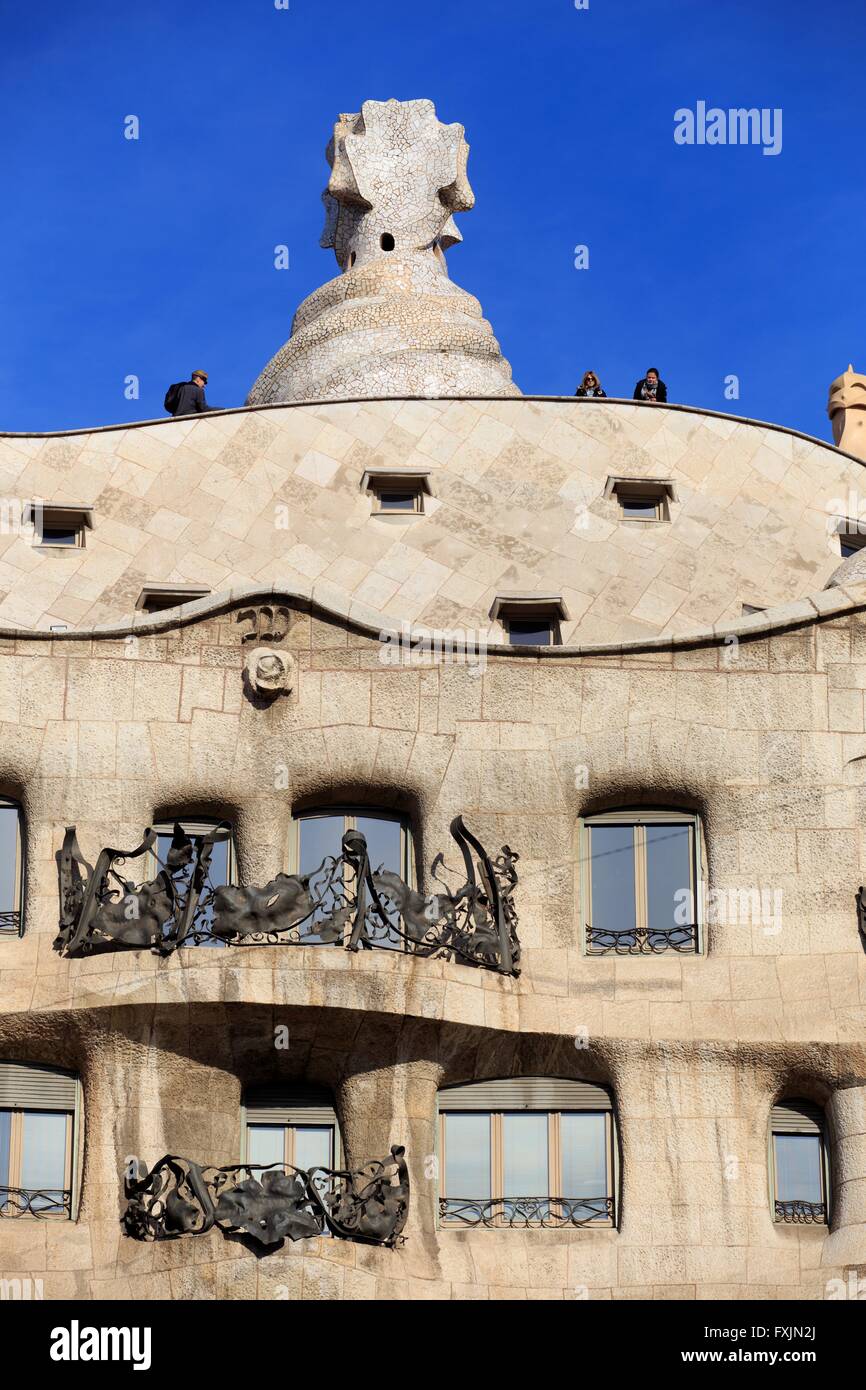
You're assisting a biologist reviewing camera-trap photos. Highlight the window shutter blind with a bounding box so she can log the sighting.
[0,1062,77,1111]
[244,1084,337,1126]
[438,1077,612,1112]
[771,1101,824,1135]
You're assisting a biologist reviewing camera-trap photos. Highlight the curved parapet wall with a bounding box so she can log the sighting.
[0,396,862,640]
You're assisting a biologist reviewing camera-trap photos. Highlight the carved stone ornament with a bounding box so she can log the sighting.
[243,645,294,697]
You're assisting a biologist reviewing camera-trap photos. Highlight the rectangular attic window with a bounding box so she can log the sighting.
[836,523,866,559]
[361,469,431,516]
[490,594,569,647]
[136,585,212,613]
[26,505,94,549]
[604,477,676,522]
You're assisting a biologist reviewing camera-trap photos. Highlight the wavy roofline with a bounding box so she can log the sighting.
[4,576,866,654]
[1,395,861,468]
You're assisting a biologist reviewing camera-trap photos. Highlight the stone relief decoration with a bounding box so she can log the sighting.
[123,1145,409,1250]
[246,98,520,404]
[237,605,291,644]
[243,645,294,698]
[55,817,520,974]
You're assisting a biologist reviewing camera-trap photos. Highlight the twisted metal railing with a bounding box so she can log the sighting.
[586,923,698,954]
[55,816,520,974]
[439,1196,613,1228]
[123,1145,409,1249]
[0,910,21,936]
[774,1200,826,1225]
[0,1187,72,1218]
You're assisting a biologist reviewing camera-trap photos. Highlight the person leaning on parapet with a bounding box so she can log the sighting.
[633,367,667,403]
[575,370,607,398]
[164,370,215,416]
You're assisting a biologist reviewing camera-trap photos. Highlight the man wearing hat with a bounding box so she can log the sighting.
[165,370,214,417]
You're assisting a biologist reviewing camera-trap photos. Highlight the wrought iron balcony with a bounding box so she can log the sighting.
[56,815,519,974]
[0,1187,72,1218]
[0,910,21,936]
[439,1196,614,1228]
[774,1200,826,1224]
[586,923,698,954]
[124,1146,409,1249]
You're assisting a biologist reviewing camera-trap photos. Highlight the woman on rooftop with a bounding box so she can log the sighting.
[575,370,607,398]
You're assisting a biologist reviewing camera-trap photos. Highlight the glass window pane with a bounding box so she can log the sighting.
[298,815,347,944]
[774,1133,823,1204]
[645,823,692,936]
[298,815,345,873]
[294,1126,333,1172]
[443,1113,490,1217]
[589,824,636,938]
[379,492,416,511]
[0,1109,10,1188]
[41,526,78,545]
[357,815,404,949]
[247,1124,285,1167]
[621,498,657,519]
[561,1112,608,1220]
[507,620,553,646]
[502,1113,548,1196]
[20,1111,67,1212]
[0,805,19,928]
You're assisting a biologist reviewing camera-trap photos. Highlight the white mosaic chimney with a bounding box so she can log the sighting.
[247,99,520,404]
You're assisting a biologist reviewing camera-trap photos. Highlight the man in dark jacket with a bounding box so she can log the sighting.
[167,371,214,416]
[633,367,667,403]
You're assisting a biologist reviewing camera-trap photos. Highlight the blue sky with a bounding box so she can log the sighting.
[0,0,863,439]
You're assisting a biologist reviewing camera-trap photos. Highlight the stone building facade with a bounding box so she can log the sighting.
[1,100,865,1301]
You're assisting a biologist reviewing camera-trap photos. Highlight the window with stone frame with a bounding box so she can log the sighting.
[244,1084,340,1225]
[0,1063,79,1219]
[290,808,413,949]
[581,808,703,955]
[0,798,24,936]
[770,1099,830,1225]
[437,1078,616,1229]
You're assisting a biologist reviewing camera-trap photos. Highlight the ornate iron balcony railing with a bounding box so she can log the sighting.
[774,1200,826,1224]
[586,923,698,954]
[56,816,520,975]
[0,1187,72,1218]
[0,910,21,936]
[439,1196,614,1228]
[123,1146,409,1249]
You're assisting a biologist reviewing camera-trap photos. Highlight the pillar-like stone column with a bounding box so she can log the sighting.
[824,1083,866,1272]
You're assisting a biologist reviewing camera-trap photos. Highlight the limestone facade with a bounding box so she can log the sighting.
[1,397,864,641]
[0,572,865,1298]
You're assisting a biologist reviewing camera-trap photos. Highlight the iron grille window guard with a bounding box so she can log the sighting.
[0,910,21,935]
[586,923,698,954]
[55,816,520,974]
[123,1146,409,1249]
[774,1200,826,1224]
[439,1196,613,1228]
[0,1187,72,1218]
